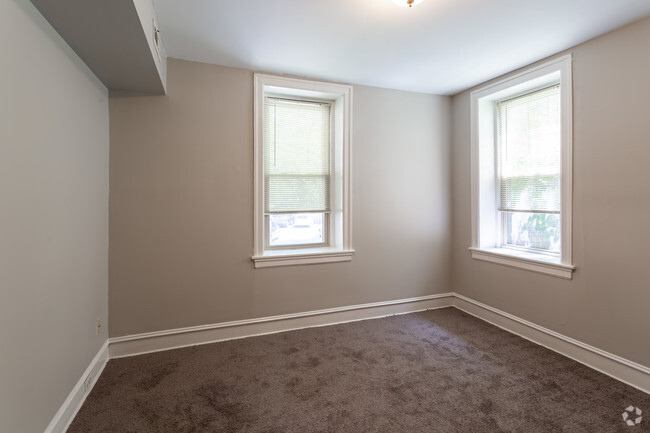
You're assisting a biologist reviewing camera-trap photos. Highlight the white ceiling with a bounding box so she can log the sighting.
[153,0,650,95]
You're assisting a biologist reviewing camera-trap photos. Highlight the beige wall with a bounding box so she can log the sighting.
[0,1,109,432]
[451,16,650,367]
[109,58,451,337]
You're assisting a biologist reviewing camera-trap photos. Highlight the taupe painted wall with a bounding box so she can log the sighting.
[0,1,109,432]
[109,58,451,337]
[451,17,650,367]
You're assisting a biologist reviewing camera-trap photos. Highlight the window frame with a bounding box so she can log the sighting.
[252,74,353,268]
[469,55,575,279]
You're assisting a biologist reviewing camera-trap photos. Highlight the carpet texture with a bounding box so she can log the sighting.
[68,308,650,432]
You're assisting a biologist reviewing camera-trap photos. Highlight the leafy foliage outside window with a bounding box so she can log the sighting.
[505,212,560,252]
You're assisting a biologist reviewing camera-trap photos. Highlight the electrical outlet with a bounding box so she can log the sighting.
[96,318,101,335]
[84,374,92,392]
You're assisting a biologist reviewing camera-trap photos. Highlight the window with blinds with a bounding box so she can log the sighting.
[497,84,562,253]
[263,97,331,247]
[497,85,561,214]
[470,55,573,275]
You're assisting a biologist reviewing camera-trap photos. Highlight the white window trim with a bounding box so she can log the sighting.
[470,55,575,279]
[252,74,353,268]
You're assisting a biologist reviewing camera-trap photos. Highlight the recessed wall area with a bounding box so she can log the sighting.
[108,58,452,337]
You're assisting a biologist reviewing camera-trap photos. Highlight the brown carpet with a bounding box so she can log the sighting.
[68,307,650,432]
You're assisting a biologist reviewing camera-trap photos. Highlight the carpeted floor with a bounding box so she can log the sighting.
[68,307,650,432]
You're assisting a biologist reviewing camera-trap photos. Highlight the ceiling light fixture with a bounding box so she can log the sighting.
[392,0,423,7]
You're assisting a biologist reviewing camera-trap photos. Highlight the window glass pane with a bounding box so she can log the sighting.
[264,98,330,213]
[498,85,561,213]
[269,213,325,247]
[504,212,560,253]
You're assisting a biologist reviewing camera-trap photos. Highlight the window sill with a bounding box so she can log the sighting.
[469,247,575,279]
[252,248,355,269]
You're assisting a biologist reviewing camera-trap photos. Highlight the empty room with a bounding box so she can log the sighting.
[2,0,650,432]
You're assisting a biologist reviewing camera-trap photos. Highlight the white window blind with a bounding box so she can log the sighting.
[498,85,561,214]
[263,97,331,214]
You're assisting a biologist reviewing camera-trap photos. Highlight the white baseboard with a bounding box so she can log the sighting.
[453,293,650,394]
[108,292,649,394]
[44,340,109,433]
[47,292,649,433]
[45,292,649,433]
[109,293,455,358]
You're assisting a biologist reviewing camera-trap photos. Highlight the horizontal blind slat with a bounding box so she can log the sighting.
[498,85,561,213]
[263,97,331,213]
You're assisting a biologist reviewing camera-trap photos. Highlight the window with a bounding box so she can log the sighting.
[264,98,330,249]
[253,74,353,268]
[470,55,575,279]
[498,85,561,254]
